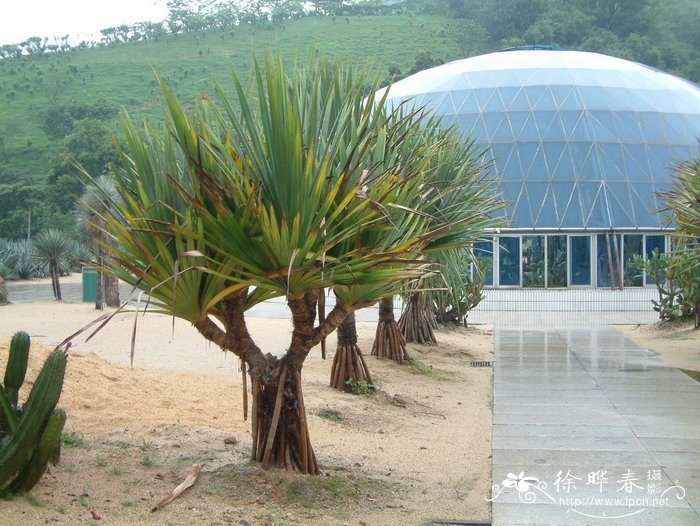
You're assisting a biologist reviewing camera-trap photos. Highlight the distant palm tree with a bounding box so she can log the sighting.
[33,229,73,301]
[77,175,121,309]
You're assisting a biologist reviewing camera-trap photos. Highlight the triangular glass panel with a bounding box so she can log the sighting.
[560,110,583,137]
[483,112,504,142]
[662,114,690,144]
[514,68,538,85]
[587,184,611,229]
[577,182,603,228]
[519,112,540,141]
[509,88,532,111]
[526,182,548,220]
[511,185,533,226]
[492,116,515,143]
[598,143,627,180]
[536,188,558,227]
[532,111,557,139]
[559,87,584,110]
[543,143,566,176]
[571,143,596,180]
[577,86,610,111]
[474,89,495,112]
[452,90,476,114]
[626,144,652,181]
[552,146,576,181]
[457,114,479,137]
[541,112,566,142]
[502,145,524,181]
[637,112,666,143]
[490,69,520,87]
[588,111,618,143]
[524,86,547,108]
[569,113,592,142]
[645,144,672,181]
[561,184,585,228]
[507,111,529,137]
[550,85,573,108]
[483,91,505,112]
[498,86,520,110]
[606,182,635,226]
[501,182,524,221]
[550,181,576,223]
[630,184,657,227]
[490,143,512,166]
[525,146,548,180]
[432,92,454,115]
[532,87,558,111]
[516,143,538,178]
[613,111,643,142]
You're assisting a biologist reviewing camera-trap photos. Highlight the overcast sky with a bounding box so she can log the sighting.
[0,0,170,46]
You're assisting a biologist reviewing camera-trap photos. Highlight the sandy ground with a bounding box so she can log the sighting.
[0,301,494,525]
[617,318,700,372]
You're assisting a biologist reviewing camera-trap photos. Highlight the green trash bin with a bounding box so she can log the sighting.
[82,266,97,302]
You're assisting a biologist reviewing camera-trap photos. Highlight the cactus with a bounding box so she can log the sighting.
[4,332,30,408]
[0,333,67,496]
[7,409,66,494]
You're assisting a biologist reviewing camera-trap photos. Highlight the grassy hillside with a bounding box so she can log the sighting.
[0,15,456,184]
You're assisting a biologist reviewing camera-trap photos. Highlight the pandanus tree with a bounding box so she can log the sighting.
[374,134,504,359]
[77,175,121,309]
[658,157,700,328]
[81,56,474,474]
[33,229,74,301]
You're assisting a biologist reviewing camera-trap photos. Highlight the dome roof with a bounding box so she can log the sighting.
[379,50,700,230]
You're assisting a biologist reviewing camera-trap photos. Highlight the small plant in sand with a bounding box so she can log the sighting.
[345,378,374,395]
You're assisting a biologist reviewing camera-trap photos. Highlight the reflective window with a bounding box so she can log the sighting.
[547,235,568,287]
[596,233,621,288]
[474,240,494,286]
[623,234,644,287]
[522,236,545,288]
[645,235,666,258]
[499,237,520,286]
[569,236,591,285]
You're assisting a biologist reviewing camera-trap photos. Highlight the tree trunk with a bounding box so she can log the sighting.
[104,273,120,307]
[330,312,372,391]
[95,253,104,310]
[52,266,62,301]
[372,296,409,363]
[399,292,436,345]
[250,363,318,474]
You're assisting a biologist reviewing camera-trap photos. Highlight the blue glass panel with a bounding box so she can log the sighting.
[598,143,626,180]
[560,87,584,110]
[489,69,520,87]
[490,143,511,165]
[596,234,621,288]
[492,117,515,143]
[501,182,523,210]
[526,182,548,220]
[498,87,520,110]
[541,112,566,142]
[550,181,575,222]
[637,112,666,142]
[645,144,671,181]
[525,146,548,180]
[547,235,568,287]
[451,90,474,114]
[606,182,635,225]
[543,143,565,174]
[645,235,665,258]
[550,85,573,108]
[431,93,454,115]
[483,112,504,141]
[532,87,558,111]
[474,240,493,286]
[519,113,541,141]
[524,86,547,108]
[499,237,520,286]
[537,190,558,227]
[457,114,479,136]
[560,110,583,137]
[622,145,648,181]
[560,188,584,228]
[585,184,610,228]
[577,182,600,227]
[510,87,533,111]
[552,147,576,181]
[511,189,532,226]
[614,111,643,142]
[663,114,689,144]
[578,144,601,181]
[627,144,652,181]
[502,147,523,181]
[577,86,610,110]
[569,113,592,141]
[588,111,618,142]
[522,236,545,288]
[507,111,530,140]
[569,236,591,286]
[517,143,539,179]
[624,234,644,287]
[471,115,489,140]
[474,89,495,112]
[483,90,505,112]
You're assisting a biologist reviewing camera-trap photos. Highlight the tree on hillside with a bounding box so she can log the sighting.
[81,57,498,474]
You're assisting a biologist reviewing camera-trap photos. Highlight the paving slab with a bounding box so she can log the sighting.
[491,325,700,525]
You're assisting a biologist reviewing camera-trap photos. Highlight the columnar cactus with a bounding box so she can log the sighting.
[0,332,67,495]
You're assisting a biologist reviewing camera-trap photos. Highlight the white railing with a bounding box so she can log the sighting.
[473,288,657,312]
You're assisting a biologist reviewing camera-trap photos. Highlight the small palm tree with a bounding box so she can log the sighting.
[658,157,700,328]
[33,229,74,301]
[77,175,121,309]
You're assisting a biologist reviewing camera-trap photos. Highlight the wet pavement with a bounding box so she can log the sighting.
[491,325,700,525]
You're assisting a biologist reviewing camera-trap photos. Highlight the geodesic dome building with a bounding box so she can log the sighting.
[379,49,700,291]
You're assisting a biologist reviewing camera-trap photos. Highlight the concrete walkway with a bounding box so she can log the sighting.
[492,325,700,525]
